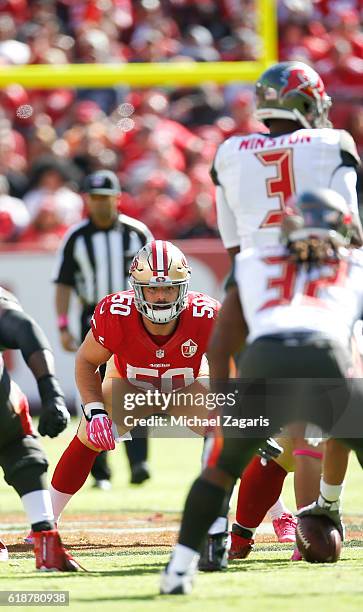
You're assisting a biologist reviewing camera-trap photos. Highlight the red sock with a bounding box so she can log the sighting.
[51,436,98,494]
[236,456,287,528]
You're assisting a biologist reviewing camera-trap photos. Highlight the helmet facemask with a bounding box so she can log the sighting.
[132,280,189,324]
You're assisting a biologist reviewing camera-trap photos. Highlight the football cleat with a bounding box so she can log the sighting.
[291,546,303,561]
[198,531,228,571]
[24,530,34,545]
[297,500,345,540]
[228,524,254,560]
[272,513,297,543]
[160,564,194,595]
[25,521,58,545]
[0,540,8,562]
[93,479,112,491]
[33,530,81,572]
[130,462,151,485]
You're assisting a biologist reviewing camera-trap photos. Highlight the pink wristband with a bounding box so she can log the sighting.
[57,314,69,329]
[293,449,323,460]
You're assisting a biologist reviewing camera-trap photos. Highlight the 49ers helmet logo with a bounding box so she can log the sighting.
[129,257,139,273]
[181,339,198,358]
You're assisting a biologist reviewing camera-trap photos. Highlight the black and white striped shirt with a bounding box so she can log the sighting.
[53,214,153,306]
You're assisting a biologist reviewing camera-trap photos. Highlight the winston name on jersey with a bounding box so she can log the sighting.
[235,246,363,348]
[91,290,219,391]
[212,128,360,250]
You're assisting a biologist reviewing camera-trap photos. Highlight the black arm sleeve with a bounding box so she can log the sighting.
[0,308,51,362]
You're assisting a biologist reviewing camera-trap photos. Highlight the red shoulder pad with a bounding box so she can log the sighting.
[187,292,221,320]
[91,292,133,352]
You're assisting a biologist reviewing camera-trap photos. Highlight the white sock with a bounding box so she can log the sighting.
[319,478,343,505]
[208,516,228,535]
[168,544,199,574]
[21,490,54,526]
[49,484,73,524]
[268,497,289,521]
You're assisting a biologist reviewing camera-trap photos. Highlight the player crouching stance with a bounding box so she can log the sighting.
[160,189,363,594]
[50,241,220,523]
[0,288,79,571]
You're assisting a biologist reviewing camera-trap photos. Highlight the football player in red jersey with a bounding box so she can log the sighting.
[49,240,220,522]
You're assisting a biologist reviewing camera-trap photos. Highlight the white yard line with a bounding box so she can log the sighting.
[0,522,275,535]
[0,525,179,536]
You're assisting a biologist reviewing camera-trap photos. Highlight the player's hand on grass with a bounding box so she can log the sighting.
[86,411,115,450]
[297,501,345,540]
[38,396,71,438]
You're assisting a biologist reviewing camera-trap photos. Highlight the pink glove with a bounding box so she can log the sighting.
[86,413,115,451]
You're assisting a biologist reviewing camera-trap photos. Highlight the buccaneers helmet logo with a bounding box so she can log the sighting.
[281,68,325,101]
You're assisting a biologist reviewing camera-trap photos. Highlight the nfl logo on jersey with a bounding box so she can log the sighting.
[181,339,198,358]
[156,349,165,358]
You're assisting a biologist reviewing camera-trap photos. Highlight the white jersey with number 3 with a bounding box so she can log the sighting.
[235,246,363,347]
[213,128,360,250]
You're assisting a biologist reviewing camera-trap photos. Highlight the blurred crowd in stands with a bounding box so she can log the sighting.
[0,0,362,245]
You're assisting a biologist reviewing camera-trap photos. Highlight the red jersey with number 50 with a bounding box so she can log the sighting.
[213,128,360,250]
[91,290,219,391]
[235,245,363,347]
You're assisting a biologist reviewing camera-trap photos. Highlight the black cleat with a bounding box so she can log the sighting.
[198,532,228,572]
[130,461,151,485]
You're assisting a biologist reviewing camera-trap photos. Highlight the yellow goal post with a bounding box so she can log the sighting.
[0,0,277,89]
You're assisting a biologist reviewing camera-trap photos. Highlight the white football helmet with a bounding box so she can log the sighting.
[129,240,191,324]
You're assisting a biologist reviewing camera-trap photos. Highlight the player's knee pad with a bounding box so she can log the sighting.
[0,435,48,496]
[216,438,263,479]
[274,437,295,472]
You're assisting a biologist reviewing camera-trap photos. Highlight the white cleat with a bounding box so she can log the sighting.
[160,566,194,595]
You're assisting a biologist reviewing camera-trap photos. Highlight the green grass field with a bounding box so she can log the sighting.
[1,420,363,611]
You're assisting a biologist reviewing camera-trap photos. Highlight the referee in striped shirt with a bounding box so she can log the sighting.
[53,169,153,488]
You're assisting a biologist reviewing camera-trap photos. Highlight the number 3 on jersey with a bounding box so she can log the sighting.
[256,149,296,228]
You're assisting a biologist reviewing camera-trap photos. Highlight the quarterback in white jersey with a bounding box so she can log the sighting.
[212,61,363,254]
[212,61,363,564]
